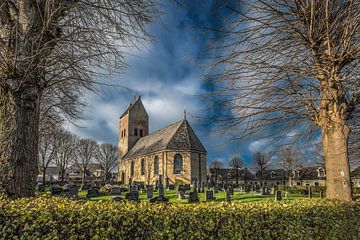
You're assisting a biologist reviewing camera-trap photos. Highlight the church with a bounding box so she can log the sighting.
[117,97,207,186]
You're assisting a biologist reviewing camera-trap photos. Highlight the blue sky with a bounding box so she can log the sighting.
[66,1,318,169]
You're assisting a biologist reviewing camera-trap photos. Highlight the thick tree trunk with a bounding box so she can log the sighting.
[0,85,40,198]
[322,123,352,201]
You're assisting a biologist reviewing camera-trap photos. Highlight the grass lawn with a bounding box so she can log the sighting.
[79,189,321,203]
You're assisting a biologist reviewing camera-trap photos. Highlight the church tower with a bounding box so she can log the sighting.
[118,96,149,159]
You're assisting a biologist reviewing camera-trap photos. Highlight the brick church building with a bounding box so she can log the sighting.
[118,97,207,186]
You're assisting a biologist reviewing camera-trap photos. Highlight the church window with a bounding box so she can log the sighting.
[270,171,275,179]
[141,159,145,175]
[134,128,138,136]
[154,156,159,175]
[131,161,134,176]
[140,129,143,137]
[174,154,183,174]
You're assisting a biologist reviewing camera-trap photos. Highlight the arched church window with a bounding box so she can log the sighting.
[140,129,143,137]
[174,154,183,174]
[131,161,134,176]
[154,156,159,175]
[141,159,145,175]
[134,128,138,136]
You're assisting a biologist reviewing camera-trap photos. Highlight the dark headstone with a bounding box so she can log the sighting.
[50,186,63,196]
[110,186,122,195]
[165,177,170,189]
[177,185,185,192]
[275,190,282,201]
[168,184,175,190]
[126,191,139,202]
[201,182,205,193]
[146,186,154,199]
[65,185,79,198]
[319,191,324,199]
[158,185,164,197]
[87,187,100,198]
[188,192,199,203]
[178,190,187,200]
[197,182,201,193]
[205,190,215,202]
[38,184,45,192]
[226,190,231,202]
[227,186,234,196]
[130,185,138,192]
[184,184,191,191]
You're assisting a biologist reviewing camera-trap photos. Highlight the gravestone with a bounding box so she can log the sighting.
[130,185,138,192]
[244,185,250,193]
[188,192,199,203]
[275,190,282,201]
[178,190,187,200]
[50,186,63,196]
[165,177,170,189]
[226,190,231,202]
[193,181,198,193]
[308,187,312,199]
[150,185,169,203]
[168,184,175,190]
[205,190,215,202]
[214,186,219,194]
[227,186,234,196]
[319,191,324,199]
[177,185,185,192]
[184,184,191,191]
[146,186,154,199]
[110,186,122,195]
[155,179,160,189]
[201,182,205,193]
[158,185,165,196]
[65,185,79,198]
[38,184,45,192]
[197,182,201,193]
[87,187,100,198]
[126,190,139,202]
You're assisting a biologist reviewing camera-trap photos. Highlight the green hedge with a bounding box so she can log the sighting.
[1,196,360,240]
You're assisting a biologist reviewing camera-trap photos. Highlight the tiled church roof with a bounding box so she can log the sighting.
[123,119,206,159]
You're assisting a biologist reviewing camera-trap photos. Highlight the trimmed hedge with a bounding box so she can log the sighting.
[1,197,360,240]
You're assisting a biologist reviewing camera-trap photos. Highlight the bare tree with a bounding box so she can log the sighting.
[0,1,157,197]
[204,0,360,201]
[55,130,78,183]
[95,143,118,182]
[38,126,61,186]
[278,146,302,187]
[75,138,97,188]
[228,154,244,186]
[254,152,269,187]
[209,159,223,186]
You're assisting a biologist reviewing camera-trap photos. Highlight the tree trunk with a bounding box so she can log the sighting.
[322,123,352,201]
[43,168,47,186]
[0,85,40,198]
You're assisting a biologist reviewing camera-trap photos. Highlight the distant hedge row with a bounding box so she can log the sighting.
[1,197,359,240]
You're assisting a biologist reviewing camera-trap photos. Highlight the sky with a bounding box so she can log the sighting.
[65,1,317,169]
